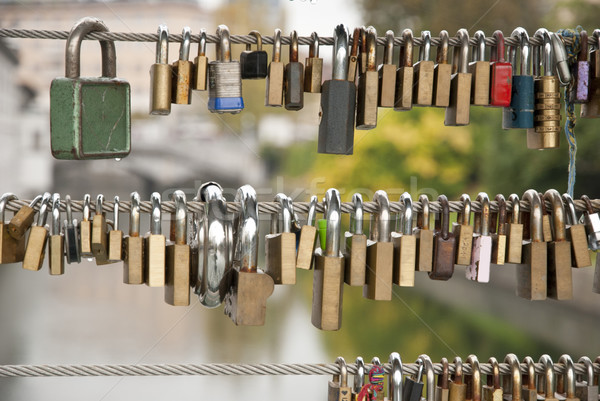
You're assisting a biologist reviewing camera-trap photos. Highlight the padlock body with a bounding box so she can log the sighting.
[304,57,323,93]
[378,64,397,107]
[394,66,414,110]
[491,233,506,265]
[144,234,166,287]
[240,50,268,79]
[517,242,547,300]
[566,224,591,267]
[469,60,490,106]
[23,226,48,271]
[265,61,284,106]
[392,233,416,286]
[8,206,35,240]
[356,70,379,129]
[225,269,274,326]
[581,77,600,117]
[575,384,598,401]
[311,251,344,331]
[284,61,304,110]
[343,232,367,286]
[404,377,425,401]
[108,230,123,262]
[466,235,492,282]
[449,381,467,401]
[80,220,93,257]
[444,72,471,126]
[193,55,208,91]
[502,75,534,129]
[208,61,244,113]
[318,80,356,155]
[571,60,590,103]
[149,63,172,115]
[50,77,131,160]
[432,63,452,107]
[430,234,455,280]
[506,223,523,264]
[171,60,192,104]
[49,234,64,275]
[92,214,110,265]
[123,236,144,284]
[489,62,512,107]
[528,76,561,149]
[413,60,434,106]
[414,227,433,272]
[296,225,317,270]
[0,223,26,264]
[482,386,503,401]
[64,222,80,264]
[165,243,190,306]
[547,241,573,300]
[265,232,296,284]
[453,223,474,266]
[364,241,393,300]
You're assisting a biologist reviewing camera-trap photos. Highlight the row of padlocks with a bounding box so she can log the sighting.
[1,185,599,329]
[48,17,600,160]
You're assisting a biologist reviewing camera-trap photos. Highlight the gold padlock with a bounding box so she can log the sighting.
[378,30,397,108]
[265,28,284,107]
[171,27,193,105]
[79,194,93,258]
[165,190,190,306]
[433,30,452,107]
[265,193,296,285]
[356,26,378,129]
[468,30,491,106]
[23,192,52,271]
[449,357,467,401]
[149,24,172,115]
[296,195,318,270]
[506,194,524,264]
[8,194,42,241]
[193,29,208,91]
[539,355,559,401]
[490,194,507,265]
[347,28,360,83]
[557,355,580,401]
[445,28,472,126]
[413,31,435,106]
[544,189,573,300]
[391,192,416,287]
[344,193,367,286]
[453,194,474,266]
[91,194,111,265]
[0,193,26,264]
[503,354,522,401]
[48,193,64,275]
[144,192,166,287]
[464,355,481,401]
[517,190,547,300]
[521,356,537,401]
[562,193,591,268]
[304,32,323,93]
[328,357,352,401]
[482,357,502,401]
[414,194,433,272]
[394,29,415,111]
[123,192,144,284]
[107,196,123,262]
[436,358,450,401]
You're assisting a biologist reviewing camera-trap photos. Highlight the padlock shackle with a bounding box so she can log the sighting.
[51,193,61,236]
[332,24,350,80]
[543,189,567,242]
[307,195,318,227]
[233,185,258,273]
[508,194,521,224]
[272,193,292,234]
[417,194,430,230]
[452,356,463,384]
[577,356,594,385]
[398,192,413,235]
[418,354,435,401]
[539,355,555,399]
[551,33,572,85]
[532,28,552,77]
[453,29,469,74]
[359,26,367,74]
[0,193,17,222]
[371,190,391,242]
[216,24,231,63]
[309,31,319,58]
[334,356,349,387]
[438,358,449,389]
[436,30,450,64]
[95,194,104,216]
[65,195,74,224]
[150,192,161,235]
[113,196,120,230]
[198,29,207,56]
[82,194,91,222]
[457,194,471,226]
[247,30,262,52]
[509,27,530,76]
[65,16,117,79]
[353,357,365,394]
[472,30,486,62]
[465,354,481,401]
[129,192,140,237]
[581,195,595,215]
[272,28,282,62]
[578,30,588,62]
[558,354,576,399]
[492,194,507,236]
[400,28,414,67]
[474,192,490,236]
[29,194,43,209]
[523,190,543,242]
[170,190,187,245]
[388,352,403,401]
[523,356,536,390]
[504,354,522,401]
[437,195,450,240]
[383,30,395,65]
[323,188,341,256]
[490,30,506,63]
[350,27,360,59]
[350,193,364,235]
[561,193,578,226]
[155,24,169,64]
[365,26,377,72]
[487,357,501,390]
[289,30,299,62]
[419,30,431,62]
[179,27,191,61]
[37,192,52,227]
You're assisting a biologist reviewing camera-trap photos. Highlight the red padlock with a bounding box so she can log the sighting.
[489,30,513,107]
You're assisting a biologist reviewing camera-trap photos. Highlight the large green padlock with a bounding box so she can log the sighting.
[50,17,131,160]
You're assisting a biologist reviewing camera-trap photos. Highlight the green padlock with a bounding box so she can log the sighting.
[50,17,131,160]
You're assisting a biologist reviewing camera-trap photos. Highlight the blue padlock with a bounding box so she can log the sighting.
[208,25,244,114]
[502,27,534,129]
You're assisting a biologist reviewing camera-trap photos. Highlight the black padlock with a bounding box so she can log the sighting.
[403,358,425,401]
[240,30,268,79]
[285,30,304,110]
[318,24,356,155]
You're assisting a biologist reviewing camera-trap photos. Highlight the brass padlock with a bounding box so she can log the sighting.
[464,355,481,401]
[284,30,304,110]
[347,27,361,83]
[430,195,455,280]
[469,30,491,106]
[562,193,591,267]
[364,190,394,301]
[386,352,402,401]
[467,192,492,283]
[312,188,345,331]
[391,192,416,287]
[0,193,26,264]
[144,192,166,287]
[329,357,352,401]
[433,30,452,107]
[23,192,52,271]
[265,28,284,107]
[356,26,378,130]
[506,194,523,264]
[413,31,435,106]
[503,354,522,401]
[556,355,580,401]
[165,190,190,306]
[344,193,367,286]
[482,357,502,401]
[394,29,414,111]
[48,194,64,275]
[517,190,547,300]
[453,194,474,266]
[543,189,573,300]
[449,357,467,401]
[91,194,111,265]
[414,194,433,272]
[196,182,232,308]
[224,185,274,326]
[351,357,365,401]
[436,358,451,401]
[265,193,296,285]
[8,194,42,241]
[123,192,144,285]
[79,194,93,258]
[490,194,507,265]
[521,356,537,401]
[193,29,208,90]
[378,30,397,108]
[296,195,318,270]
[304,32,323,93]
[63,195,81,264]
[149,24,172,115]
[539,355,559,401]
[575,357,598,401]
[171,27,193,105]
[107,196,123,262]
[445,28,472,126]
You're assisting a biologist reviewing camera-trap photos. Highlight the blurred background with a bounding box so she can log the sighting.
[0,0,599,400]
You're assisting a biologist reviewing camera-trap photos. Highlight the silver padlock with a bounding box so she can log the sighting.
[208,25,244,114]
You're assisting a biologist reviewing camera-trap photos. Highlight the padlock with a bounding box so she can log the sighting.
[394,28,415,111]
[329,357,352,401]
[0,194,26,264]
[192,29,208,90]
[553,32,572,86]
[469,30,491,106]
[539,355,559,401]
[562,193,591,267]
[91,194,111,265]
[265,28,284,107]
[224,185,274,326]
[385,352,402,401]
[165,190,190,306]
[581,29,600,117]
[352,357,365,401]
[378,30,397,108]
[359,27,368,76]
[356,26,379,129]
[171,27,193,105]
[63,195,80,264]
[318,24,356,155]
[490,194,507,265]
[544,189,573,300]
[430,195,455,281]
[391,192,416,287]
[264,193,296,285]
[569,30,590,103]
[418,355,436,401]
[413,31,434,106]
[502,27,534,129]
[483,357,502,401]
[437,358,451,401]
[521,356,538,401]
[48,194,64,276]
[489,30,513,107]
[464,355,481,401]
[516,190,547,300]
[344,193,367,286]
[8,195,42,241]
[208,25,244,113]
[453,194,474,266]
[580,195,600,250]
[107,195,122,262]
[527,29,561,149]
[297,195,318,270]
[123,192,144,285]
[23,192,52,271]
[285,30,304,110]
[445,29,472,126]
[467,192,492,283]
[304,32,323,93]
[403,358,424,401]
[144,192,166,287]
[556,355,580,401]
[196,182,233,308]
[149,24,171,115]
[79,194,93,258]
[575,357,598,401]
[312,188,345,331]
[503,354,521,401]
[505,194,523,264]
[433,30,452,107]
[539,191,553,242]
[367,357,386,401]
[593,245,600,294]
[188,194,200,286]
[347,27,360,83]
[50,17,130,160]
[240,30,268,79]
[414,194,433,272]
[364,190,394,301]
[449,357,467,401]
